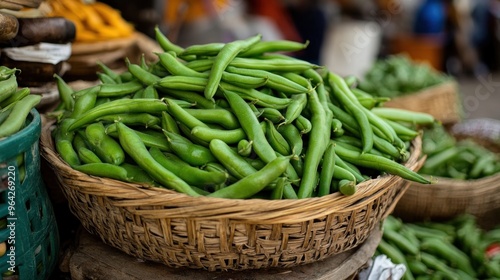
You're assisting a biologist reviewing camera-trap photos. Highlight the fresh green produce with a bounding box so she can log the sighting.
[51,30,435,199]
[358,55,450,98]
[419,125,500,179]
[0,68,41,139]
[376,215,500,279]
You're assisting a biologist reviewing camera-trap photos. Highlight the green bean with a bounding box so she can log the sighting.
[53,74,75,111]
[96,61,122,83]
[150,148,227,187]
[0,87,30,109]
[420,146,463,173]
[361,106,397,143]
[178,122,209,147]
[156,76,207,92]
[225,66,308,95]
[165,98,208,129]
[119,71,134,82]
[120,163,158,185]
[84,122,125,165]
[0,75,17,104]
[328,72,373,154]
[183,108,239,129]
[106,123,170,152]
[68,99,168,131]
[180,42,225,57]
[208,155,290,199]
[80,82,142,99]
[238,40,309,57]
[222,90,276,163]
[154,26,184,54]
[332,165,357,184]
[204,34,262,100]
[294,115,312,134]
[142,85,159,99]
[97,72,117,84]
[221,71,268,89]
[0,107,12,125]
[160,111,180,134]
[277,124,303,157]
[258,107,285,123]
[229,57,318,72]
[328,103,403,159]
[184,59,213,72]
[160,88,217,109]
[148,61,171,77]
[191,126,246,144]
[74,163,130,181]
[78,147,103,164]
[265,120,291,156]
[96,113,160,129]
[237,139,252,157]
[384,119,419,140]
[0,66,18,80]
[209,139,258,180]
[270,177,287,200]
[297,89,329,198]
[284,93,307,125]
[0,95,41,138]
[116,122,199,196]
[127,58,161,86]
[334,142,430,184]
[54,118,80,167]
[338,179,356,195]
[371,107,436,125]
[156,51,207,78]
[132,88,145,99]
[70,86,100,119]
[219,82,291,109]
[163,130,216,166]
[318,141,336,196]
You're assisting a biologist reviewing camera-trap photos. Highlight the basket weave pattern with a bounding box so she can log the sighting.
[40,123,424,271]
[394,175,500,222]
[383,81,462,125]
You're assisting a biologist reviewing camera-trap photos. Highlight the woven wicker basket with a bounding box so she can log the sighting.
[383,81,462,125]
[394,119,500,228]
[40,121,425,271]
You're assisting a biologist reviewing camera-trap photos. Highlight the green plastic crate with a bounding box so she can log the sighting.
[0,109,59,280]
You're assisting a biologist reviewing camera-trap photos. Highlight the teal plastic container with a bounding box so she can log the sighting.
[0,109,59,280]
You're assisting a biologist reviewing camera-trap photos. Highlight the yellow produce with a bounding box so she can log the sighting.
[0,242,6,257]
[45,0,134,42]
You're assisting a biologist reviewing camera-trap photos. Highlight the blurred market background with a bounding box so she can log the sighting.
[92,0,500,121]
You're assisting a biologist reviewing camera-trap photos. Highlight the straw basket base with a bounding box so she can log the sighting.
[68,226,381,280]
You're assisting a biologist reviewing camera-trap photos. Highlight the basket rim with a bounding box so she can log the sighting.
[40,118,425,223]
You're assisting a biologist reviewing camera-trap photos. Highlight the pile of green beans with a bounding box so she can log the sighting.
[358,55,450,98]
[377,215,500,279]
[52,28,432,199]
[419,125,500,179]
[0,66,41,139]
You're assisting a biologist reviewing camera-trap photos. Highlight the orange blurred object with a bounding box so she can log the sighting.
[164,0,230,25]
[247,0,301,42]
[45,0,134,43]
